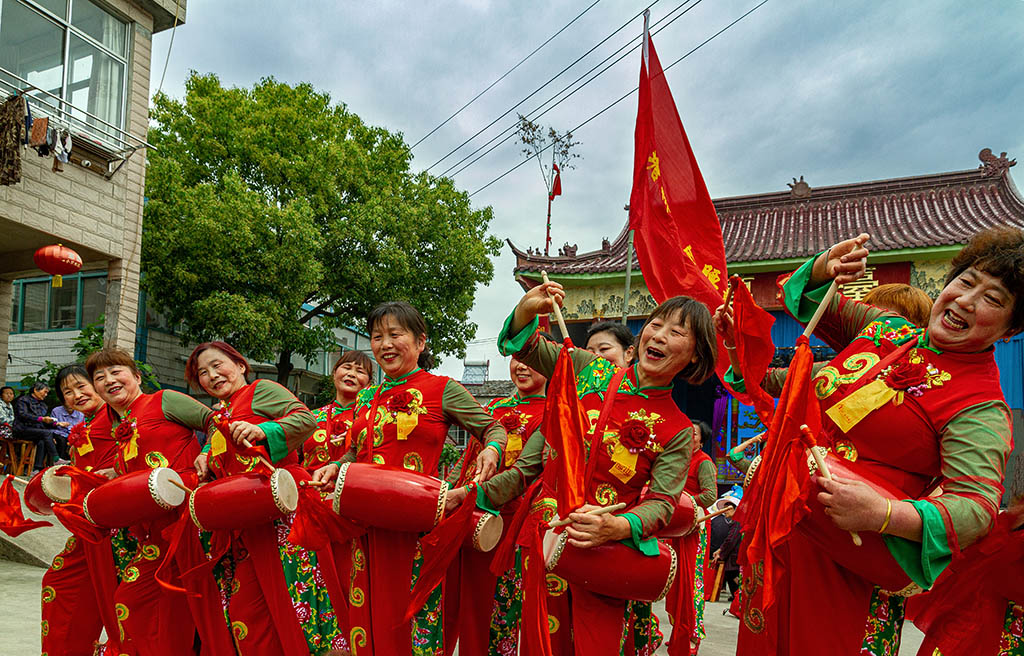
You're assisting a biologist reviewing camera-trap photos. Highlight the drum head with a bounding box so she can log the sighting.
[542,528,566,570]
[271,469,298,514]
[472,513,504,552]
[41,467,72,503]
[150,468,187,509]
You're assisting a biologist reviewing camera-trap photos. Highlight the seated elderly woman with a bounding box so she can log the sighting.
[729,227,1022,655]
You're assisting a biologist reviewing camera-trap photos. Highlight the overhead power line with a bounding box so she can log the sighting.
[411,0,603,150]
[443,0,704,179]
[468,0,771,198]
[425,0,662,173]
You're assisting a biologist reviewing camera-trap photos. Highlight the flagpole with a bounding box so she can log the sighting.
[622,10,649,326]
[545,147,555,256]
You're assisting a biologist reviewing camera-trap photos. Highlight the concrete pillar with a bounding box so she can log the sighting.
[0,279,11,384]
[103,258,140,352]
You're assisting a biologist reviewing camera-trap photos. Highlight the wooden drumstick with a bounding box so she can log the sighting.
[548,502,628,528]
[697,504,733,525]
[169,479,193,494]
[300,480,329,488]
[800,424,862,546]
[802,279,840,339]
[540,271,570,344]
[240,438,276,471]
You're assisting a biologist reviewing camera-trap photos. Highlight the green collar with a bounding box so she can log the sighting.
[385,367,421,385]
[628,363,674,396]
[514,392,546,401]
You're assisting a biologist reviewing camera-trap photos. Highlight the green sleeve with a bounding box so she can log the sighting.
[695,459,718,508]
[630,426,693,535]
[478,427,546,508]
[883,401,1011,587]
[731,455,753,474]
[475,484,500,515]
[883,500,952,589]
[442,379,506,450]
[725,364,822,400]
[724,367,746,393]
[497,310,598,379]
[251,380,318,461]
[621,513,661,556]
[781,254,886,347]
[160,390,213,432]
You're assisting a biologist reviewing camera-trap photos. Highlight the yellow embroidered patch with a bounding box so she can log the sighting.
[825,379,897,433]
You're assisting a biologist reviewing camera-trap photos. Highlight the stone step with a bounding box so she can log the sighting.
[0,476,70,569]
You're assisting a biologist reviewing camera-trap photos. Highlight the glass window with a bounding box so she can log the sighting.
[68,32,124,136]
[21,281,47,331]
[71,0,125,56]
[48,278,77,328]
[80,275,105,326]
[9,283,20,332]
[29,0,67,18]
[0,0,65,99]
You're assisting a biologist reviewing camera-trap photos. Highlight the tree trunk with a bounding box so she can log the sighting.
[276,349,295,386]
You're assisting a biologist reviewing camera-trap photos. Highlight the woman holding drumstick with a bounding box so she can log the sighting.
[447,282,715,656]
[312,301,506,656]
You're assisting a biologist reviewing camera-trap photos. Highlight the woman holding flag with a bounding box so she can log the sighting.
[447,282,716,656]
[732,227,1021,655]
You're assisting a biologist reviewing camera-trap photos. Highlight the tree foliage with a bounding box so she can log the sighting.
[143,74,501,380]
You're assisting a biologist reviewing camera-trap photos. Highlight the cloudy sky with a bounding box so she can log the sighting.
[150,0,1024,380]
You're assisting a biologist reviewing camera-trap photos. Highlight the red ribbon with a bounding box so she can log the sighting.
[0,475,52,536]
[287,485,365,552]
[51,502,105,543]
[489,479,542,577]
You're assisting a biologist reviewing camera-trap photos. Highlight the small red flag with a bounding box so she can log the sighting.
[739,336,821,614]
[0,475,52,537]
[731,279,777,424]
[549,163,562,201]
[542,339,587,520]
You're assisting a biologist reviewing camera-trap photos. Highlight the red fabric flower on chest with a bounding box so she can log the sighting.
[67,423,87,448]
[387,390,415,414]
[885,359,928,391]
[618,418,651,454]
[114,420,134,440]
[499,410,524,433]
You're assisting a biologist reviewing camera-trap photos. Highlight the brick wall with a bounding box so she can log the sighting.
[5,331,81,385]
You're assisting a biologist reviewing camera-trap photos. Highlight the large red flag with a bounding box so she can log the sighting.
[738,336,821,614]
[542,339,588,520]
[627,34,774,405]
[731,279,777,424]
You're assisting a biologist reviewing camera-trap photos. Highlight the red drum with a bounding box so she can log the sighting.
[659,491,705,538]
[796,449,917,595]
[83,468,186,528]
[542,529,677,602]
[332,462,448,532]
[466,509,504,552]
[23,467,72,516]
[188,469,298,531]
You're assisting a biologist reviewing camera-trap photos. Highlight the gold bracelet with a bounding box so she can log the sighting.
[724,342,737,350]
[878,498,893,534]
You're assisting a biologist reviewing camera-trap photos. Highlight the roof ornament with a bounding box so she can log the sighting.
[602,238,611,252]
[979,148,1016,177]
[788,175,812,199]
[558,243,578,258]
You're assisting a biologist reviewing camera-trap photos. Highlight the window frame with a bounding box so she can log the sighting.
[10,270,108,334]
[1,0,131,144]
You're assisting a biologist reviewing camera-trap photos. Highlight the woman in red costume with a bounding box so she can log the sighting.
[448,284,717,656]
[312,301,505,656]
[665,419,718,655]
[454,353,548,655]
[41,363,136,656]
[86,348,224,656]
[728,227,1021,655]
[188,341,346,654]
[303,350,374,471]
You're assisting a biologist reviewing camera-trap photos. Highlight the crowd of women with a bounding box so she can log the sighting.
[15,224,1024,656]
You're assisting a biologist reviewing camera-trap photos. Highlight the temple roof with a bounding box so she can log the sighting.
[510,149,1024,275]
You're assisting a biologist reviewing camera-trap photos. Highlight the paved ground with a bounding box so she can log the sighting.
[0,557,925,655]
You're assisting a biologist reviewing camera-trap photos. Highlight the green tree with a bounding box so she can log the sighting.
[144,74,501,382]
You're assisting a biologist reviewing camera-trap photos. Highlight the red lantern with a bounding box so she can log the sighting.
[33,244,82,288]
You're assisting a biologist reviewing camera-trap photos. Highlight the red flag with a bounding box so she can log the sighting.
[0,475,52,537]
[738,336,821,614]
[542,339,587,520]
[628,34,727,315]
[731,279,777,424]
[549,163,562,201]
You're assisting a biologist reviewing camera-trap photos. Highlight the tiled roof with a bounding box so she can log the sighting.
[512,149,1024,275]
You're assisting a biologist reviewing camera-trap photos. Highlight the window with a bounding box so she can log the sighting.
[10,272,107,332]
[0,0,129,145]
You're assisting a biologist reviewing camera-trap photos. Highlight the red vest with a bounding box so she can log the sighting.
[209,380,301,477]
[486,394,546,470]
[110,391,201,475]
[303,401,356,470]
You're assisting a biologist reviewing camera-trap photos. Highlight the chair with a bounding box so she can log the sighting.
[5,440,37,477]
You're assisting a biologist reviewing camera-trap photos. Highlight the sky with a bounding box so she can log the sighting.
[149,0,1024,381]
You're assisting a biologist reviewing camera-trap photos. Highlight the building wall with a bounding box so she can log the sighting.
[6,330,80,382]
[0,0,164,382]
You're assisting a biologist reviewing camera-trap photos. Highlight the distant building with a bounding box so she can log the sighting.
[447,360,514,448]
[509,150,1024,495]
